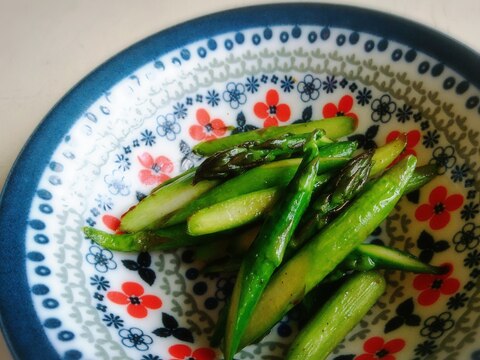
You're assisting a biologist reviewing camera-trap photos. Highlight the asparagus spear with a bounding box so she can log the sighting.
[206,245,443,349]
[164,141,357,228]
[186,172,336,236]
[289,150,373,253]
[188,187,280,235]
[203,243,445,277]
[403,163,439,193]
[237,155,417,350]
[119,170,220,233]
[292,162,438,257]
[326,244,446,279]
[85,162,438,252]
[83,223,219,252]
[223,131,324,360]
[289,134,410,253]
[193,131,332,182]
[193,116,356,156]
[287,271,386,360]
[187,137,407,237]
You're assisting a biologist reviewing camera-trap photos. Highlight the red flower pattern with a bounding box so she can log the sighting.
[138,152,173,185]
[253,89,291,127]
[415,185,464,230]
[168,344,216,360]
[356,336,405,360]
[322,95,359,127]
[386,129,420,166]
[107,282,162,318]
[189,108,227,141]
[413,263,460,306]
[102,214,121,232]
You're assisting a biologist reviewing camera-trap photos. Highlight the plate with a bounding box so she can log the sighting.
[0,4,479,360]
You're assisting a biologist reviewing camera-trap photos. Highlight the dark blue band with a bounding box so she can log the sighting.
[0,4,477,359]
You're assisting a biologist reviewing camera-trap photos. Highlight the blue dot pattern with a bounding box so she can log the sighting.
[31,284,49,295]
[36,189,52,200]
[27,252,45,262]
[42,298,59,309]
[44,318,62,329]
[63,350,83,360]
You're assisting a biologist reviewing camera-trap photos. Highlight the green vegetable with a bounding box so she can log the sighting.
[313,140,358,158]
[188,137,409,245]
[202,258,242,274]
[210,301,229,347]
[290,157,436,256]
[188,140,407,259]
[192,116,356,156]
[403,163,439,193]
[203,243,445,278]
[194,225,261,264]
[345,244,446,274]
[185,142,356,235]
[187,187,280,235]
[83,224,218,252]
[294,281,344,330]
[369,133,406,176]
[238,155,417,349]
[193,131,332,182]
[289,134,409,252]
[165,142,356,228]
[184,173,333,235]
[164,158,301,227]
[223,131,323,360]
[119,171,220,233]
[91,161,436,253]
[287,271,386,360]
[289,150,373,253]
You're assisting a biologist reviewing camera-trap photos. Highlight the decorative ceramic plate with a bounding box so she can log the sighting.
[0,4,479,360]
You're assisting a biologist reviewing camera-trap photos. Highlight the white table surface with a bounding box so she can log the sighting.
[0,0,478,358]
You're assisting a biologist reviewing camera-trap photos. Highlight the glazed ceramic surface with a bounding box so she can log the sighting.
[0,4,479,360]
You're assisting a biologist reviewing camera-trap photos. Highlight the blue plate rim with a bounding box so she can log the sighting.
[0,3,478,359]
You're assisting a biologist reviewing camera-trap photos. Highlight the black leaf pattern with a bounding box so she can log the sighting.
[332,355,355,360]
[406,189,420,204]
[406,314,421,326]
[348,125,378,150]
[434,241,450,252]
[153,312,194,343]
[397,297,415,315]
[121,252,156,286]
[173,328,194,343]
[347,134,365,144]
[417,231,450,263]
[232,112,259,134]
[236,111,246,127]
[384,298,421,333]
[302,106,313,122]
[419,252,434,264]
[365,124,379,139]
[162,312,178,328]
[122,260,139,271]
[138,252,151,267]
[384,316,404,333]
[292,106,313,124]
[152,328,170,337]
[242,125,259,132]
[136,191,147,202]
[139,268,156,286]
